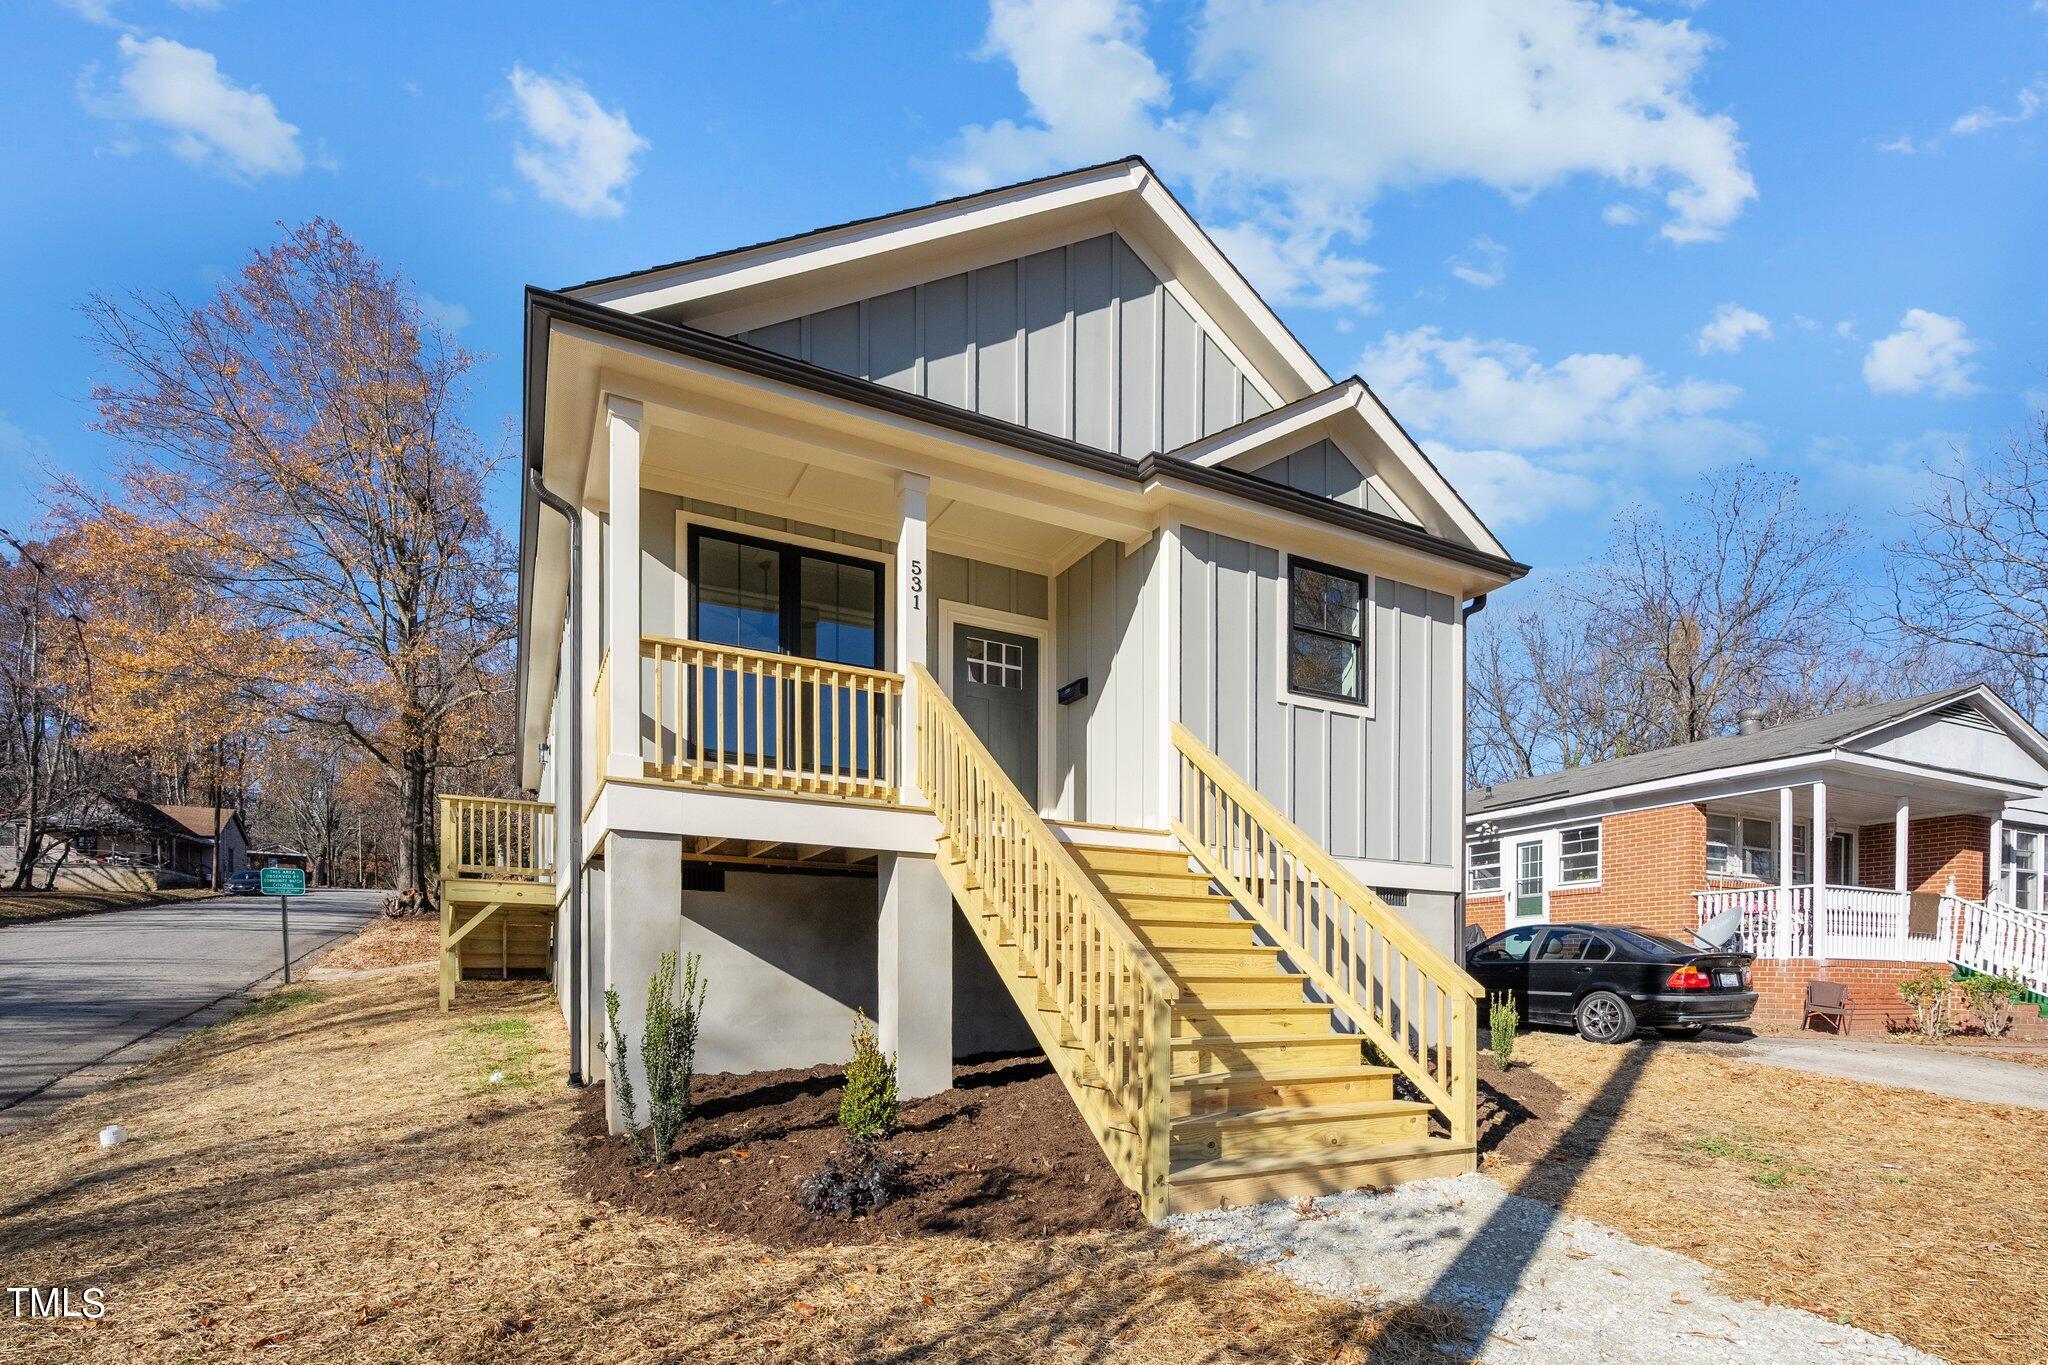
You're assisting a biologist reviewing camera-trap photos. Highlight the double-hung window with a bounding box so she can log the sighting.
[1287,558,1368,704]
[1468,839,1501,894]
[2008,829,2043,912]
[1559,824,1601,884]
[688,527,885,773]
[1706,814,1808,882]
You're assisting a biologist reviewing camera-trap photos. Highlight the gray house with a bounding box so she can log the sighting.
[441,158,1526,1216]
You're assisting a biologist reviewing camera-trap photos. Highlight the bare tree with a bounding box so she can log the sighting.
[0,532,95,889]
[1468,594,1645,785]
[1888,410,2048,719]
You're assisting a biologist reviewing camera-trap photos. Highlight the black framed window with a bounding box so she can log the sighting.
[685,527,887,774]
[1287,556,1368,703]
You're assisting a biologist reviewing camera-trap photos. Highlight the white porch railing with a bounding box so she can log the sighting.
[1694,884,1954,963]
[1950,895,2048,995]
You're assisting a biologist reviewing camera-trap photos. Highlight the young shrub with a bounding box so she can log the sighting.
[795,1138,907,1219]
[839,1009,899,1141]
[1956,971,2025,1038]
[1489,991,1519,1070]
[601,987,645,1160]
[641,950,708,1166]
[1897,967,1954,1039]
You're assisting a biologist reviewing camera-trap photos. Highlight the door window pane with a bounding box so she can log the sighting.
[798,557,880,667]
[696,536,782,652]
[1514,842,1544,919]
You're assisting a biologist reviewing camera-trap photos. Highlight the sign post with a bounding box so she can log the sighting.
[260,866,308,983]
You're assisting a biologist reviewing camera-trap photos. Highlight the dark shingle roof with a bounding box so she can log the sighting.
[1468,686,1989,816]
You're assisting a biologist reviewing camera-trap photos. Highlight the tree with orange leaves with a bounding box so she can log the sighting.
[72,219,514,900]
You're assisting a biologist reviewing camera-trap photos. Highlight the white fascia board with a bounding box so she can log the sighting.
[588,780,940,855]
[1179,382,1366,467]
[571,162,1142,317]
[1467,749,2032,835]
[1844,685,2048,769]
[1346,386,1508,560]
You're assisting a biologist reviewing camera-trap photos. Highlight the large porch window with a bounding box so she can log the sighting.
[1705,813,1810,882]
[686,527,886,776]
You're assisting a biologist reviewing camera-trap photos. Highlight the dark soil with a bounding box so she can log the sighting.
[1473,1059,1568,1165]
[565,1053,1146,1247]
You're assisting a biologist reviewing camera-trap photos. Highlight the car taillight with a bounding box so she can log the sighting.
[1665,964,1712,991]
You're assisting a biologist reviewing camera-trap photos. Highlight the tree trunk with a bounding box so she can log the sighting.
[396,744,433,902]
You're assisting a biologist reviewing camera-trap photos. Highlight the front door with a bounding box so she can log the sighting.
[951,625,1039,802]
[1512,839,1547,922]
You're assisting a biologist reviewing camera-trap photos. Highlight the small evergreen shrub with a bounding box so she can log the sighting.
[1955,971,2025,1038]
[601,987,645,1160]
[795,1138,906,1219]
[839,1009,899,1141]
[1897,967,1954,1038]
[642,950,707,1166]
[1489,992,1519,1070]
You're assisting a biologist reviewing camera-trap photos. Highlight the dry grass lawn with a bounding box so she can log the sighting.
[0,888,216,927]
[312,914,438,973]
[0,975,1460,1364]
[1487,1030,2048,1364]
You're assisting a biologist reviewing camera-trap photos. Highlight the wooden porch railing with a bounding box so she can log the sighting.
[914,664,1178,1217]
[643,636,903,801]
[1170,723,1482,1147]
[438,794,556,885]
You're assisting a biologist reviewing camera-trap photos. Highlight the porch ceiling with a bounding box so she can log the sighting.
[1707,781,1997,826]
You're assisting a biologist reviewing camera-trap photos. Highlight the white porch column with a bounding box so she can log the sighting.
[1894,796,1910,893]
[579,504,603,789]
[603,397,644,782]
[877,852,952,1099]
[1990,816,2006,903]
[1812,780,1830,959]
[893,473,931,804]
[1776,786,1795,959]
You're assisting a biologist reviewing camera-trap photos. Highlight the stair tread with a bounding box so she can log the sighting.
[1174,1063,1398,1089]
[1181,1003,1332,1015]
[1172,1137,1474,1183]
[1173,1098,1434,1131]
[1170,1031,1358,1049]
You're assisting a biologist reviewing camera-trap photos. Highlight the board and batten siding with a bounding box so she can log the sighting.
[736,234,1273,457]
[1177,527,1459,868]
[927,553,1050,664]
[1054,536,1160,827]
[1250,439,1412,523]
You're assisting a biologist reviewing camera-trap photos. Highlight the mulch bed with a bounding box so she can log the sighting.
[565,1053,1146,1247]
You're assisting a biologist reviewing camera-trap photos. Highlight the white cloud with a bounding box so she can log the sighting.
[54,0,121,24]
[506,67,647,218]
[1877,134,1930,155]
[1791,314,1819,331]
[1694,302,1771,355]
[1952,81,2045,135]
[940,0,1756,307]
[1208,214,1379,309]
[417,293,472,332]
[1447,236,1507,289]
[1427,445,1604,529]
[1833,319,1858,340]
[1863,309,1983,398]
[1362,326,1746,456]
[1601,203,1644,226]
[91,34,304,179]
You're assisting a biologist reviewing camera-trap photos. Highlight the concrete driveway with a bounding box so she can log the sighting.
[1715,1033,2048,1111]
[0,888,381,1133]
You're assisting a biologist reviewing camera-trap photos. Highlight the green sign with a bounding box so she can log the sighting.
[260,866,307,897]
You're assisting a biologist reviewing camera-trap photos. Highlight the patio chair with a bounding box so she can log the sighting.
[1803,980,1853,1034]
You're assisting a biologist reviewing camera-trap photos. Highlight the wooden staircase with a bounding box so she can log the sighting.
[1067,843,1470,1212]
[914,666,1481,1219]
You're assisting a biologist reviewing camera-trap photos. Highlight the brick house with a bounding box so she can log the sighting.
[1463,686,2048,1032]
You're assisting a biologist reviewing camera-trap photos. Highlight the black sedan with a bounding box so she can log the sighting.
[224,869,264,896]
[1466,922,1757,1043]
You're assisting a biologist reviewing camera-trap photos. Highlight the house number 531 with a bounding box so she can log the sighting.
[908,558,924,610]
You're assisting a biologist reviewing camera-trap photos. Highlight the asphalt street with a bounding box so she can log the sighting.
[0,887,381,1132]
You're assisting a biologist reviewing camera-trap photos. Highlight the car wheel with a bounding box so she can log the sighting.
[1660,1024,1706,1040]
[1575,991,1636,1045]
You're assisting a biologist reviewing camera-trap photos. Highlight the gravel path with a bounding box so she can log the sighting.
[1168,1173,1939,1362]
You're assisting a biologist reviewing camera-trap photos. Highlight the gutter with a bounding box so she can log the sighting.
[527,466,587,1088]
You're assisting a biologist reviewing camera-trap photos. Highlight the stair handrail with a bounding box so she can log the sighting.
[1171,722,1482,1146]
[913,665,1178,1215]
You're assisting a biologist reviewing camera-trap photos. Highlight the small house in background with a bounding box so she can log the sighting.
[1464,684,2048,1032]
[1,793,250,890]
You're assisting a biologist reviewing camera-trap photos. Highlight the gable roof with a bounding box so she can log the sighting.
[1468,685,2041,816]
[561,156,1334,408]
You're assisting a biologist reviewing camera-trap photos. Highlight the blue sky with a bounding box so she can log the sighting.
[4,0,2045,606]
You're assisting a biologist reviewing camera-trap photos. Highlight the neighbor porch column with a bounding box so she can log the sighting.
[1812,780,1830,958]
[603,396,644,783]
[1776,786,1795,959]
[893,473,931,805]
[1894,795,1910,893]
[877,852,952,1099]
[601,831,683,1135]
[1990,816,2006,903]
